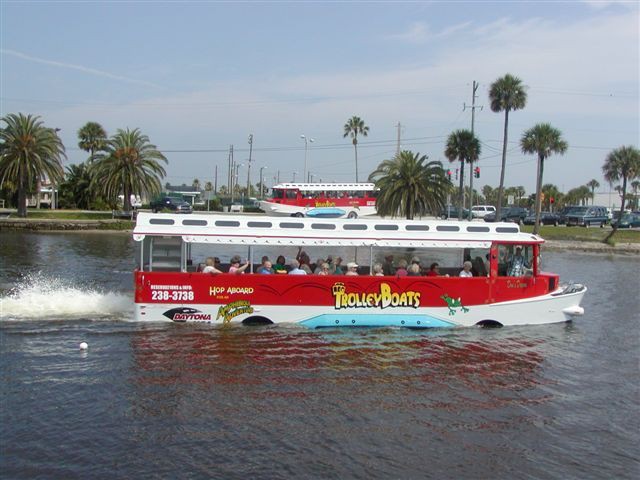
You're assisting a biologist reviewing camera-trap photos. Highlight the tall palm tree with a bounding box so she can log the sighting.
[0,113,66,217]
[368,151,450,219]
[343,116,369,182]
[586,179,600,205]
[77,121,107,163]
[602,146,640,242]
[489,74,528,219]
[192,178,201,191]
[444,129,481,220]
[520,123,568,235]
[91,128,167,211]
[631,180,640,210]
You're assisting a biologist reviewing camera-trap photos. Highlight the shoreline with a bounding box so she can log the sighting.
[2,217,639,255]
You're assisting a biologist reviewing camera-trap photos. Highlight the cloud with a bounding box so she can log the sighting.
[1,49,163,89]
[386,20,472,44]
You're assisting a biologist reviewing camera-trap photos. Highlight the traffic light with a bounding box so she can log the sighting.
[446,170,452,180]
[474,167,480,178]
[550,197,555,204]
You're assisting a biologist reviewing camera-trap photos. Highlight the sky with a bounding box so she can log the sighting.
[1,0,638,196]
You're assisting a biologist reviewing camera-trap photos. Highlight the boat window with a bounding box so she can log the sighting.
[467,226,490,233]
[496,227,519,233]
[247,221,272,228]
[436,225,460,232]
[375,224,399,231]
[149,218,175,225]
[405,225,429,231]
[279,222,304,229]
[215,220,240,227]
[343,224,367,230]
[497,244,534,277]
[182,219,207,226]
[311,223,336,230]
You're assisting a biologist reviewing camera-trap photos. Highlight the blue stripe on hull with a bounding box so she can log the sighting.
[300,314,456,329]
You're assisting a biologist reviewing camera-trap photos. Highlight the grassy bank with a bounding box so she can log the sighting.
[21,209,114,220]
[521,225,640,244]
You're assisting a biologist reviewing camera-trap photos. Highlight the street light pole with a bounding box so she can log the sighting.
[293,171,297,183]
[246,134,253,197]
[259,166,267,199]
[300,134,314,183]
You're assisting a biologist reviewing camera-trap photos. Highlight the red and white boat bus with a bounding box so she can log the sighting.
[133,212,586,328]
[259,182,377,218]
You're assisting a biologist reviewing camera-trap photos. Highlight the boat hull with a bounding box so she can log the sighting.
[134,271,586,328]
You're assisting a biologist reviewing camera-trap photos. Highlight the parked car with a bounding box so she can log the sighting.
[565,206,609,227]
[439,205,470,219]
[484,207,529,223]
[150,196,192,213]
[470,205,496,218]
[611,213,640,229]
[558,205,581,225]
[523,211,560,226]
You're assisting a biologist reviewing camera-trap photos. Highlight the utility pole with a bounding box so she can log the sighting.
[214,165,218,195]
[246,134,253,198]
[396,122,401,156]
[463,81,483,220]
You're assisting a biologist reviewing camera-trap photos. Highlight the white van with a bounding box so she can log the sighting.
[471,205,496,218]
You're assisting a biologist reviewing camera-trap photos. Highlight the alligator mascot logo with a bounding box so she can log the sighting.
[440,294,469,316]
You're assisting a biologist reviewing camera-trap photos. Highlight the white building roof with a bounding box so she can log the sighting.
[134,213,543,249]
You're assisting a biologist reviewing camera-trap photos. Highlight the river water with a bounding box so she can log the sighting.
[1,231,638,479]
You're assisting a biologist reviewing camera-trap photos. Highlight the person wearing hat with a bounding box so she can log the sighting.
[346,262,359,276]
[228,255,250,274]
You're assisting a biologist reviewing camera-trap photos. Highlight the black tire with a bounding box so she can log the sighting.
[294,212,304,218]
[441,214,448,220]
[347,211,358,219]
[553,220,558,226]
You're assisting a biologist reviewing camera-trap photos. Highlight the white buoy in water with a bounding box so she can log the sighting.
[79,342,88,350]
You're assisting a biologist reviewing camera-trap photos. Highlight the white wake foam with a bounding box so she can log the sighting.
[0,274,133,320]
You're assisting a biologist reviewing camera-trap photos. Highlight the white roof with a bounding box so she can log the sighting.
[134,213,544,249]
[271,182,376,191]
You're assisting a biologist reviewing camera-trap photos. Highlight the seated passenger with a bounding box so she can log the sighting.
[426,262,440,276]
[229,255,250,274]
[202,257,223,275]
[382,255,395,276]
[410,256,422,274]
[274,255,287,273]
[288,259,307,275]
[333,256,344,275]
[459,261,473,277]
[395,259,408,277]
[296,248,313,274]
[317,263,331,275]
[345,262,359,276]
[407,263,421,276]
[472,256,488,277]
[313,258,326,274]
[257,259,274,274]
[372,263,384,276]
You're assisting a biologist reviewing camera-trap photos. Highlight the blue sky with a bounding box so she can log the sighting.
[1,1,638,195]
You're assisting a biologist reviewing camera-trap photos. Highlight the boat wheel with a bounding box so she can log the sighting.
[347,211,358,219]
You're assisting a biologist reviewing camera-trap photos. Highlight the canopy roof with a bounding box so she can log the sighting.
[271,182,376,192]
[134,213,544,249]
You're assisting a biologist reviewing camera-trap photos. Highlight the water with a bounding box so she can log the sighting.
[1,232,638,479]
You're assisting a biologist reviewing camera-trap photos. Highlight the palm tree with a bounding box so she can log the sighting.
[192,178,201,191]
[489,74,528,219]
[77,122,107,163]
[602,146,640,243]
[343,116,369,182]
[520,123,568,235]
[0,113,66,217]
[586,179,600,205]
[59,163,94,209]
[514,186,526,206]
[91,128,167,211]
[368,150,450,220]
[444,129,481,220]
[541,184,561,210]
[631,180,640,210]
